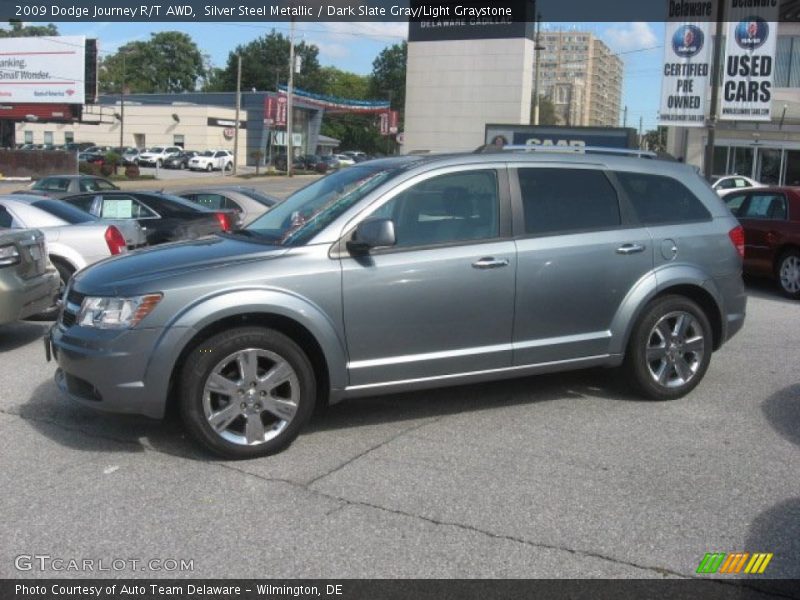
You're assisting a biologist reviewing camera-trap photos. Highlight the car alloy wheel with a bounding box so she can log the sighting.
[202,348,300,446]
[778,251,800,298]
[645,311,705,388]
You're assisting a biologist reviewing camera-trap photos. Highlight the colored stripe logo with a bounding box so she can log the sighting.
[697,552,773,574]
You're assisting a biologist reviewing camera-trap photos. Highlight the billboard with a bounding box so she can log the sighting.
[720,1,780,122]
[485,125,639,149]
[659,18,713,127]
[0,36,86,104]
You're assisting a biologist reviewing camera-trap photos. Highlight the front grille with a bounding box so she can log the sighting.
[64,373,102,402]
[60,289,85,328]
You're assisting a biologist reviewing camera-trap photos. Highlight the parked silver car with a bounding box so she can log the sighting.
[0,228,60,325]
[48,149,746,458]
[0,196,145,310]
[175,186,280,227]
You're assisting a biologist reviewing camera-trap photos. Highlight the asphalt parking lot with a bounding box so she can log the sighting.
[0,178,798,581]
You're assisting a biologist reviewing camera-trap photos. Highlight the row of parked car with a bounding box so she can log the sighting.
[0,174,280,326]
[78,146,236,172]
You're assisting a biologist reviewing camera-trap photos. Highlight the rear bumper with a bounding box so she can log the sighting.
[715,271,747,345]
[0,268,60,324]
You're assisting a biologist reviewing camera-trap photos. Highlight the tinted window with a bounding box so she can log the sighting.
[518,168,620,235]
[31,200,95,224]
[94,179,117,191]
[742,193,787,220]
[373,170,499,248]
[187,193,229,210]
[717,178,737,189]
[237,189,278,206]
[724,193,748,216]
[615,172,711,225]
[34,178,70,191]
[0,206,12,228]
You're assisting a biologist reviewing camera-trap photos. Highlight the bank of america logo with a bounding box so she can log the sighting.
[697,552,773,574]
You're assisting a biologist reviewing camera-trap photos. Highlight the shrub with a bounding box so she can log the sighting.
[125,164,140,178]
[79,162,102,176]
[100,163,114,177]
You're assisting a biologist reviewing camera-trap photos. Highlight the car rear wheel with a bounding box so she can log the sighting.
[623,295,712,400]
[180,326,316,459]
[206,163,213,172]
[777,250,800,300]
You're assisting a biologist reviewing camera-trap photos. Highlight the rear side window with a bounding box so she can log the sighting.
[0,206,13,228]
[742,193,787,220]
[31,200,94,224]
[615,172,711,225]
[517,168,620,235]
[724,193,748,217]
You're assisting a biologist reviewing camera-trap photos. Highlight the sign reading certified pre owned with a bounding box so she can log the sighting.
[0,36,85,104]
[659,2,713,127]
[720,0,779,121]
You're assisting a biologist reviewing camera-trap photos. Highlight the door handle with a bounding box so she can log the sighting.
[472,257,510,269]
[616,243,646,255]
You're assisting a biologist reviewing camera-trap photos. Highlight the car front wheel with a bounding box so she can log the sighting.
[623,295,712,400]
[206,163,213,172]
[777,250,800,299]
[180,326,316,459]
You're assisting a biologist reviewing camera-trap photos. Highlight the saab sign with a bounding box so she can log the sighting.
[485,125,638,150]
[0,36,86,104]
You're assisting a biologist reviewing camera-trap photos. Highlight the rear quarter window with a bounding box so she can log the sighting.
[615,172,711,225]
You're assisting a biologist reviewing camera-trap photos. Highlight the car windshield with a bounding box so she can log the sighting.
[244,163,406,246]
[147,147,164,153]
[199,151,214,157]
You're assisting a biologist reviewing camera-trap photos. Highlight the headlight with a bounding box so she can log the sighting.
[0,244,20,267]
[77,293,162,329]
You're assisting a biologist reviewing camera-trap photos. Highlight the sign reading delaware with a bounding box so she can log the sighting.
[0,36,85,104]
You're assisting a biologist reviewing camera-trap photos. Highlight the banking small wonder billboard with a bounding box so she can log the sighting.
[0,36,86,104]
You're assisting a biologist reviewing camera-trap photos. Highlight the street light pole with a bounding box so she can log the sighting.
[287,17,295,178]
[119,52,126,151]
[533,12,543,125]
[233,54,241,176]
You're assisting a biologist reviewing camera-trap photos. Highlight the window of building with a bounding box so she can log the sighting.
[64,132,74,144]
[518,168,620,235]
[776,36,800,88]
[24,131,33,144]
[173,134,185,148]
[43,131,53,145]
[615,172,711,225]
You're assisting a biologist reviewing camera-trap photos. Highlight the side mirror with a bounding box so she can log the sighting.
[348,218,396,253]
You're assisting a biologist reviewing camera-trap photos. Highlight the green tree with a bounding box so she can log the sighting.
[100,32,206,94]
[643,127,668,153]
[0,20,58,37]
[369,41,407,112]
[207,31,323,93]
[318,66,370,99]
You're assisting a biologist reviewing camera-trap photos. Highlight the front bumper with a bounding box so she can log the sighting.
[48,321,188,419]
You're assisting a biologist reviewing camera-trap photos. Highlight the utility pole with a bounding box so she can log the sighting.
[704,2,726,180]
[119,52,126,152]
[638,116,643,148]
[286,17,295,178]
[233,54,241,176]
[623,105,628,128]
[532,11,543,125]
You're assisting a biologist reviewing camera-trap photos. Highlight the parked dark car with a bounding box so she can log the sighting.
[175,186,280,227]
[61,191,236,245]
[724,186,800,298]
[163,151,199,169]
[299,155,329,173]
[15,175,119,199]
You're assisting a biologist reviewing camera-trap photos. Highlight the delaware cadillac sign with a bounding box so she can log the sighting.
[659,4,713,127]
[0,36,86,104]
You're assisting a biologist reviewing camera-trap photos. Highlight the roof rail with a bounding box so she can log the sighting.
[476,144,658,159]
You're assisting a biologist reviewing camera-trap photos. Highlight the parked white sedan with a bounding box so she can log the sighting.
[711,175,765,197]
[0,196,146,314]
[188,150,233,172]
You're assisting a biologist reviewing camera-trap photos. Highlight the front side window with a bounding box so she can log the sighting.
[615,172,711,225]
[518,168,620,235]
[371,170,499,248]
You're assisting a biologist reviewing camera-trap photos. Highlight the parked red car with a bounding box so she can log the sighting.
[724,186,800,299]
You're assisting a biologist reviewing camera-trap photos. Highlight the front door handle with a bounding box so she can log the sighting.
[472,257,510,269]
[616,243,646,255]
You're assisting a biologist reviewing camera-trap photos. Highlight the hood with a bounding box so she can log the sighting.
[72,234,287,295]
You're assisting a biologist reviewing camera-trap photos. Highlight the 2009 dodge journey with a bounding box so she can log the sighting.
[47,149,747,458]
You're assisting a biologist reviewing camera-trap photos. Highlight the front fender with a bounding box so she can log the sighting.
[608,264,722,356]
[142,288,348,415]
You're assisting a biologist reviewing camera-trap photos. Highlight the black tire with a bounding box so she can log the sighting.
[622,295,712,401]
[28,258,73,321]
[156,159,163,169]
[179,326,316,459]
[206,163,213,172]
[776,249,800,300]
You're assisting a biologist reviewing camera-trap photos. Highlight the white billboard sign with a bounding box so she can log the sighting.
[659,17,713,127]
[720,1,779,121]
[0,36,85,104]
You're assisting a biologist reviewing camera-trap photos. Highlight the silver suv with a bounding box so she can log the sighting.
[47,150,746,458]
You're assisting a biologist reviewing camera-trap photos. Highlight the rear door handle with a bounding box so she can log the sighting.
[616,243,645,255]
[472,257,510,269]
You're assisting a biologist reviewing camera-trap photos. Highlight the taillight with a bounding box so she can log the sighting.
[215,212,231,232]
[728,225,745,259]
[105,226,127,255]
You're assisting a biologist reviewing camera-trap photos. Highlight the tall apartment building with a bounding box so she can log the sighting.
[536,31,623,127]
